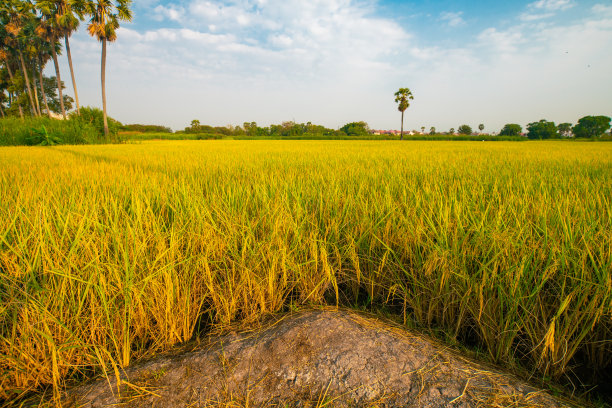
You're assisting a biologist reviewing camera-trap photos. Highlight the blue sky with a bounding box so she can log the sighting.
[58,0,612,131]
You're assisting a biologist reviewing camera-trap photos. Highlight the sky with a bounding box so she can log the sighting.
[54,0,612,132]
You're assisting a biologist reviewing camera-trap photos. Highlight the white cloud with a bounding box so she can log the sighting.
[152,4,184,22]
[529,0,574,11]
[521,0,574,21]
[58,0,612,132]
[592,4,612,15]
[440,11,465,27]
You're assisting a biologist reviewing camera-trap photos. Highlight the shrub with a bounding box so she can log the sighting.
[0,116,100,146]
[74,106,122,139]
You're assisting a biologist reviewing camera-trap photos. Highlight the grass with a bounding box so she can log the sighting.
[121,131,527,141]
[0,140,610,405]
[0,117,106,146]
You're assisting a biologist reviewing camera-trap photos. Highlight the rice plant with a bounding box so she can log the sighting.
[0,140,610,404]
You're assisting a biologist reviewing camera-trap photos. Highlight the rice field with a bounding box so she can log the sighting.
[0,140,611,404]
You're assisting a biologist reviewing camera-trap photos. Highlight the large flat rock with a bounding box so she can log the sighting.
[62,309,574,407]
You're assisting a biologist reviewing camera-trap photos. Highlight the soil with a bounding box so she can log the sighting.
[58,309,576,407]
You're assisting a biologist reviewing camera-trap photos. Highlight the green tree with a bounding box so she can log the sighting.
[40,74,73,113]
[394,87,413,140]
[449,128,455,135]
[479,123,484,133]
[572,116,611,138]
[340,121,369,136]
[527,119,557,140]
[458,124,472,135]
[499,123,522,136]
[557,122,573,138]
[85,0,132,137]
[429,126,435,135]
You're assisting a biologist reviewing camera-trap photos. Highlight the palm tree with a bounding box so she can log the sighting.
[0,53,24,118]
[37,0,82,114]
[32,25,53,117]
[85,0,132,136]
[394,88,413,140]
[0,24,25,118]
[479,123,484,134]
[37,6,67,118]
[2,0,40,116]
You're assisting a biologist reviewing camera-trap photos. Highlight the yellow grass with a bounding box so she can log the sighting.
[0,140,610,403]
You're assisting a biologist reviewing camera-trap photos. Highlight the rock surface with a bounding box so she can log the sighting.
[62,309,573,407]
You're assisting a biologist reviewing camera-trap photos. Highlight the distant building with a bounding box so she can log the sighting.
[48,112,65,120]
[370,129,423,135]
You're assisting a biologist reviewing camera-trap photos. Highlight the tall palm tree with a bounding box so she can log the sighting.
[32,24,53,117]
[85,0,132,136]
[0,52,24,118]
[394,88,414,140]
[0,26,23,118]
[2,0,40,116]
[37,7,66,118]
[37,0,82,114]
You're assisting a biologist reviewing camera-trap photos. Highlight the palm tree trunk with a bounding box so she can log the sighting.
[31,70,42,116]
[65,34,79,114]
[18,50,38,116]
[101,38,109,137]
[38,57,51,118]
[400,110,404,140]
[50,38,67,119]
[4,62,24,118]
[0,104,5,118]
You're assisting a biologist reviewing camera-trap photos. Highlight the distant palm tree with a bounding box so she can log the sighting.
[479,123,484,134]
[394,88,413,140]
[85,0,132,136]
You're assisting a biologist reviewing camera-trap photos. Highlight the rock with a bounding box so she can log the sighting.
[60,309,574,407]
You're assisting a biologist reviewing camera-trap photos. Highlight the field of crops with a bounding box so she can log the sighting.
[1,140,611,404]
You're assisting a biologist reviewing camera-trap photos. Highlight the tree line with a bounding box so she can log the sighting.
[182,119,372,138]
[0,0,132,136]
[395,87,610,139]
[498,117,612,139]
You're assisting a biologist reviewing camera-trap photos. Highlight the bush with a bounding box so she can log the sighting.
[0,116,100,146]
[340,121,370,136]
[74,106,122,139]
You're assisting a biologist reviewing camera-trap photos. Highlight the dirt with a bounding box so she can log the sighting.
[58,309,575,407]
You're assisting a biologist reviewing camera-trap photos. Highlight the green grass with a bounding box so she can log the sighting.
[121,131,527,141]
[0,140,610,405]
[0,117,105,146]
